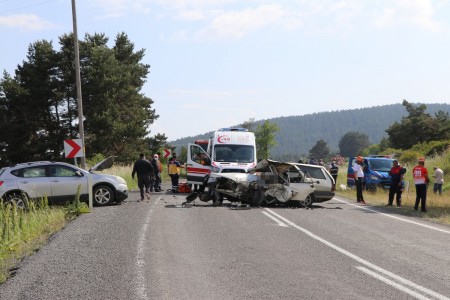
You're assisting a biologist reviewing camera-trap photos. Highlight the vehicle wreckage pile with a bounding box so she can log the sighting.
[184,159,316,208]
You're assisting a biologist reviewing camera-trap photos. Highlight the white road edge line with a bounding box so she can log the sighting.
[264,208,450,300]
[334,197,450,235]
[262,211,289,227]
[356,266,431,300]
[136,196,161,300]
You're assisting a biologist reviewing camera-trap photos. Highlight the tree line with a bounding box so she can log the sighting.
[0,32,168,167]
[307,100,450,162]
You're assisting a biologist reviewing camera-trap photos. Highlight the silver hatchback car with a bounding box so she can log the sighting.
[0,157,128,208]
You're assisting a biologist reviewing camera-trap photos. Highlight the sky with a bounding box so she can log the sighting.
[1,0,450,141]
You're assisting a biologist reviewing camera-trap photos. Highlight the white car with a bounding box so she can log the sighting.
[0,156,128,208]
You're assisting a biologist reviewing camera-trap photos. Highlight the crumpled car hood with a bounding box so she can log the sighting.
[250,159,294,175]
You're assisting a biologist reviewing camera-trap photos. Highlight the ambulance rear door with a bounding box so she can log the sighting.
[186,143,211,185]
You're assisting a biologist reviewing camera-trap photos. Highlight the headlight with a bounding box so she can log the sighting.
[210,166,221,173]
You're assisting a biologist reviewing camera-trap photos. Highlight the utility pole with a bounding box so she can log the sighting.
[71,0,86,169]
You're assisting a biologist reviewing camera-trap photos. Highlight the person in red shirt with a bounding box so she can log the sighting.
[387,160,405,207]
[413,157,430,212]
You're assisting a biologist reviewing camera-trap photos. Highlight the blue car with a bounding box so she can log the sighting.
[347,156,394,191]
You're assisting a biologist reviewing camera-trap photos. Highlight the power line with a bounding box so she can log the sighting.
[0,0,58,15]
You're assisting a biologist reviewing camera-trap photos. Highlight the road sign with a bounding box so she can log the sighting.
[163,148,171,158]
[64,139,84,158]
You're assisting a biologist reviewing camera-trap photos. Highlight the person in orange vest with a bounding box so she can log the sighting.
[168,154,184,193]
[413,157,430,212]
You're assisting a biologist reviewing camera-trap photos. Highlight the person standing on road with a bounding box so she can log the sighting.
[413,157,430,212]
[352,156,365,204]
[168,155,184,193]
[132,153,153,202]
[387,160,405,207]
[432,166,444,195]
[328,160,339,183]
[151,154,162,192]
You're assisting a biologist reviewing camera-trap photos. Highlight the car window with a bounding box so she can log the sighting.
[49,165,79,177]
[13,167,47,178]
[298,166,326,179]
[368,159,392,172]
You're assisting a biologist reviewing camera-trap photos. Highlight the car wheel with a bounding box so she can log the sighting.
[212,190,222,207]
[366,184,377,193]
[6,192,28,210]
[251,188,264,207]
[299,193,314,208]
[93,185,114,206]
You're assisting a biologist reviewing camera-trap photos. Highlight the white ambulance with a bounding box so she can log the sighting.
[186,128,257,187]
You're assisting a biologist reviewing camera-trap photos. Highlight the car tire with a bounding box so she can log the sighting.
[299,193,314,208]
[212,190,222,207]
[93,185,114,206]
[366,184,377,193]
[6,192,28,210]
[251,188,264,207]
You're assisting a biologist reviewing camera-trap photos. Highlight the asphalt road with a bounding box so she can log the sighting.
[0,188,449,300]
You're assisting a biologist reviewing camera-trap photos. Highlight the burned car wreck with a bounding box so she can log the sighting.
[186,159,316,207]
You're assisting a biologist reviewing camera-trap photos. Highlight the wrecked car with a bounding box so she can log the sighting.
[189,159,315,207]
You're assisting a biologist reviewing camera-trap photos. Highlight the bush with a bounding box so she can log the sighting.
[399,150,422,164]
[410,140,450,157]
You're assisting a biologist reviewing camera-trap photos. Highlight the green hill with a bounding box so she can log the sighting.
[171,103,450,161]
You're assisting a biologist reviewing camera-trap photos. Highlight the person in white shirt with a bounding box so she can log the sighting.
[433,166,444,195]
[352,156,365,204]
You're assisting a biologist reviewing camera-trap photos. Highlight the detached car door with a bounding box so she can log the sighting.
[48,165,88,204]
[186,143,211,186]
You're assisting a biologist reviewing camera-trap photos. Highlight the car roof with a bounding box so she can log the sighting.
[5,161,76,169]
[292,163,326,169]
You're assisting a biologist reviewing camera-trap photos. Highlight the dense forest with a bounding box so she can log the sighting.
[171,103,450,161]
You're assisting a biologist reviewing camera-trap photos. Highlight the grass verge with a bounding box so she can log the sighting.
[336,184,450,226]
[0,192,89,283]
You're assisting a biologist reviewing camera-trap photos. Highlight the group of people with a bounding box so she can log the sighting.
[131,153,163,202]
[352,156,444,212]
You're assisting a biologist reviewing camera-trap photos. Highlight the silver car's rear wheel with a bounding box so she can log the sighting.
[6,193,28,210]
[93,185,114,206]
[299,193,314,208]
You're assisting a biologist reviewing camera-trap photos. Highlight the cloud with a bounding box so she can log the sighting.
[91,0,447,36]
[375,0,442,31]
[0,14,56,31]
[196,4,293,39]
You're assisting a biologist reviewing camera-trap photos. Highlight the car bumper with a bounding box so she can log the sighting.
[116,189,128,202]
[314,191,336,202]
